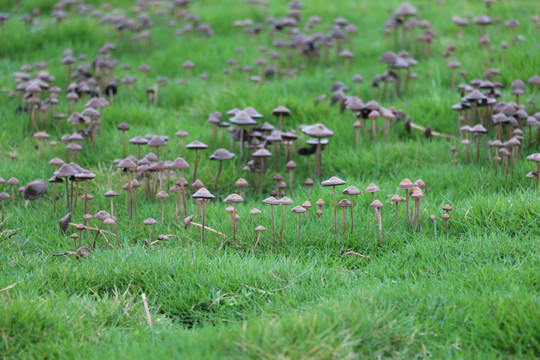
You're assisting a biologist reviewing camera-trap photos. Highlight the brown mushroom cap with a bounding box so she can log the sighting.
[143,218,157,225]
[443,204,453,212]
[414,179,426,188]
[280,197,293,205]
[129,136,149,145]
[23,179,47,200]
[442,213,450,220]
[7,177,20,186]
[302,123,334,138]
[255,225,266,232]
[272,106,291,116]
[231,111,258,126]
[398,178,414,190]
[410,188,425,200]
[192,187,215,199]
[118,122,130,131]
[54,164,78,177]
[48,158,65,167]
[291,205,307,213]
[321,176,346,186]
[74,170,96,181]
[249,208,262,215]
[183,215,195,229]
[370,200,384,209]
[117,158,137,169]
[365,183,381,193]
[104,190,119,197]
[210,148,235,161]
[235,178,248,187]
[252,149,272,158]
[262,196,280,205]
[224,193,244,203]
[390,195,404,202]
[342,185,361,195]
[315,199,325,207]
[285,160,298,170]
[95,210,111,221]
[337,199,352,207]
[186,140,208,150]
[0,192,10,200]
[156,191,170,199]
[304,178,314,186]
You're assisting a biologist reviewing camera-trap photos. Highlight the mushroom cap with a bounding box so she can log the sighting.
[23,179,47,200]
[148,136,167,148]
[442,213,450,220]
[395,2,417,16]
[370,200,384,209]
[191,179,205,189]
[7,177,20,186]
[302,123,334,138]
[143,218,157,225]
[321,176,346,186]
[104,190,119,197]
[192,187,215,199]
[285,160,298,170]
[304,178,314,186]
[410,188,425,199]
[129,135,149,145]
[54,163,78,177]
[249,208,261,215]
[33,131,50,139]
[156,191,170,199]
[95,210,111,221]
[342,185,361,195]
[443,204,453,212]
[117,122,129,131]
[183,215,195,229]
[365,183,381,193]
[414,179,426,188]
[262,196,280,205]
[186,140,208,150]
[390,195,404,202]
[337,199,352,207]
[398,178,414,189]
[48,157,65,167]
[117,158,137,169]
[74,170,96,180]
[170,157,190,169]
[243,107,263,119]
[255,225,266,232]
[315,199,325,206]
[280,197,293,205]
[66,143,83,152]
[291,205,307,213]
[272,106,291,116]
[210,148,235,161]
[0,192,10,200]
[235,178,248,187]
[224,193,244,203]
[175,130,189,138]
[103,218,116,225]
[526,153,540,162]
[252,148,272,158]
[273,174,283,182]
[230,111,257,126]
[59,212,72,233]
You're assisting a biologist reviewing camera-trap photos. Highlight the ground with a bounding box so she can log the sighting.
[0,0,539,359]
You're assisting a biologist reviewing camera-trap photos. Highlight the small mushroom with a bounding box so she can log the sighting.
[0,192,10,230]
[342,185,360,234]
[279,196,293,242]
[410,187,425,230]
[118,122,130,157]
[390,195,404,227]
[104,190,119,218]
[304,178,314,197]
[191,187,215,243]
[442,213,450,233]
[186,140,208,183]
[235,178,249,197]
[143,218,157,245]
[398,178,414,227]
[262,196,280,246]
[156,191,169,226]
[6,177,19,205]
[302,124,334,178]
[285,161,297,195]
[370,200,384,245]
[252,148,273,192]
[321,176,347,236]
[210,149,235,191]
[336,199,351,235]
[254,225,266,251]
[224,193,244,241]
[291,205,307,235]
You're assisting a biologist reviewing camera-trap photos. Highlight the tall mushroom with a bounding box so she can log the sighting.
[230,111,257,159]
[74,170,96,215]
[117,158,137,218]
[321,176,347,236]
[342,185,360,234]
[143,218,157,245]
[279,196,293,242]
[398,178,414,227]
[337,199,352,235]
[370,200,384,245]
[54,164,77,212]
[191,187,215,243]
[291,205,307,235]
[156,191,169,226]
[410,187,425,231]
[252,148,272,193]
[285,161,297,194]
[262,196,280,247]
[302,124,334,178]
[272,106,291,131]
[210,149,235,191]
[365,183,381,202]
[186,140,208,183]
[224,193,244,241]
[390,195,404,227]
[118,122,130,157]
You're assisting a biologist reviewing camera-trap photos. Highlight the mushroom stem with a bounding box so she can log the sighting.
[189,221,225,236]
[405,189,410,227]
[289,170,294,195]
[122,132,126,158]
[270,205,276,247]
[332,186,337,236]
[213,161,223,191]
[127,171,133,219]
[279,204,288,242]
[394,202,399,227]
[160,199,165,226]
[53,183,57,213]
[240,128,245,160]
[444,218,449,233]
[254,232,261,251]
[64,180,70,212]
[475,135,482,163]
[375,208,383,245]
[273,142,279,172]
[315,139,322,178]
[233,204,237,242]
[192,150,199,183]
[142,293,152,328]
[200,200,206,243]
[296,213,301,235]
[83,181,89,214]
[259,158,266,193]
[1,200,4,231]
[342,207,346,235]
[349,196,354,234]
[174,192,178,221]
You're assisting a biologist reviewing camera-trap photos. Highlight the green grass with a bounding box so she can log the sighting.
[0,0,539,358]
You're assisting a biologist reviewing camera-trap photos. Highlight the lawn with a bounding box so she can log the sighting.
[0,0,539,359]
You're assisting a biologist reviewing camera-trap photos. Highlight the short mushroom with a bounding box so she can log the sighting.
[370,200,384,245]
[321,176,347,236]
[191,187,215,243]
[390,195,404,227]
[210,149,235,191]
[291,205,307,235]
[155,191,169,226]
[186,140,208,183]
[279,196,293,242]
[262,196,280,246]
[336,199,351,235]
[143,218,157,245]
[254,225,265,251]
[342,185,361,234]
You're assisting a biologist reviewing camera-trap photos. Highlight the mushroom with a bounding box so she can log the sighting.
[279,196,293,242]
[291,205,307,235]
[186,140,208,183]
[54,164,78,212]
[23,179,47,201]
[249,208,261,227]
[365,183,381,202]
[471,124,487,163]
[342,185,360,234]
[398,178,414,227]
[74,170,96,214]
[117,158,137,218]
[0,192,10,230]
[6,177,19,205]
[210,149,235,190]
[272,106,291,131]
[118,122,130,157]
[370,200,384,245]
[442,213,450,233]
[410,187,425,231]
[302,201,312,221]
[252,148,273,192]
[93,210,112,249]
[321,176,347,236]
[155,191,169,226]
[526,153,540,187]
[33,131,50,163]
[254,225,266,250]
[262,196,280,246]
[191,188,215,243]
[302,124,334,178]
[285,161,297,194]
[303,178,314,197]
[104,217,120,248]
[450,146,458,167]
[148,136,167,160]
[390,194,404,227]
[224,193,244,241]
[143,218,157,245]
[104,190,119,218]
[230,111,257,159]
[175,130,189,157]
[170,157,190,214]
[235,178,248,197]
[337,199,351,235]
[129,136,149,160]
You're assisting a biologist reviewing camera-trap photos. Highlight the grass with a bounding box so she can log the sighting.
[0,0,539,358]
